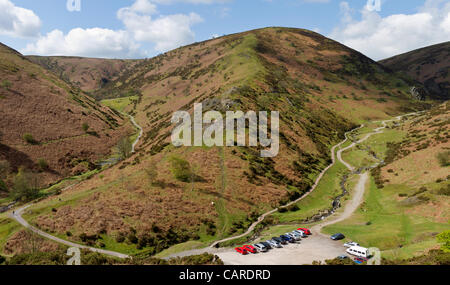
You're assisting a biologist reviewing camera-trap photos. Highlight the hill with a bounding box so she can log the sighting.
[15,27,429,256]
[27,56,139,94]
[380,42,450,100]
[0,43,131,191]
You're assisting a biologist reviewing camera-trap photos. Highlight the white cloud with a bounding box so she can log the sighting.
[118,0,203,52]
[22,28,143,58]
[330,0,450,60]
[0,0,41,38]
[22,0,205,57]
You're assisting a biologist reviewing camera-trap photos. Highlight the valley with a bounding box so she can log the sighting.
[0,27,448,265]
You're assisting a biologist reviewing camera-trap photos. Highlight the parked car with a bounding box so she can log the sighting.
[253,243,268,252]
[330,233,345,240]
[344,241,360,248]
[267,239,282,248]
[272,237,287,245]
[286,232,301,241]
[337,255,349,260]
[242,245,258,254]
[261,241,272,249]
[291,231,303,238]
[297,228,311,235]
[293,230,307,238]
[280,235,295,243]
[354,257,368,264]
[235,247,248,255]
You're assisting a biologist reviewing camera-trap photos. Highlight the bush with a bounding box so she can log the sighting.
[1,80,12,89]
[0,255,5,264]
[10,168,40,202]
[0,178,7,193]
[37,158,48,171]
[437,151,450,167]
[437,230,450,252]
[117,136,132,160]
[169,157,193,182]
[23,133,38,145]
[82,123,90,132]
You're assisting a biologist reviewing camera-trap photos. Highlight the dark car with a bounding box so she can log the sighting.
[280,235,295,243]
[261,241,272,249]
[330,233,345,240]
[272,237,287,245]
[337,255,349,260]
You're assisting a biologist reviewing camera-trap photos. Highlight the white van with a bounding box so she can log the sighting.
[346,246,370,258]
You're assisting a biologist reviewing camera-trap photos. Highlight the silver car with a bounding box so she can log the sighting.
[286,232,301,241]
[253,243,268,252]
[267,239,282,248]
[294,230,307,238]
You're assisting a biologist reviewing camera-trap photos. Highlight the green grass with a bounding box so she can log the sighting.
[322,178,449,259]
[341,147,378,169]
[154,241,207,258]
[0,217,21,256]
[101,96,138,112]
[271,157,348,223]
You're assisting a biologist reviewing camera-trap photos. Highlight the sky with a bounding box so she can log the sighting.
[0,0,449,60]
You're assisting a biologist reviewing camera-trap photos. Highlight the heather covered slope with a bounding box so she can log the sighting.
[27,56,139,95]
[20,28,429,256]
[0,43,130,188]
[380,42,450,100]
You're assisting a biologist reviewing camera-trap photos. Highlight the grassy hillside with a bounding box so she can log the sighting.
[28,56,139,94]
[0,43,131,194]
[380,42,450,100]
[13,27,430,257]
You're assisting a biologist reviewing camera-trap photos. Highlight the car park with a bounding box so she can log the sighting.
[297,228,311,235]
[253,243,268,252]
[267,239,282,248]
[235,247,248,255]
[272,237,287,245]
[242,245,258,254]
[344,241,360,248]
[330,233,345,240]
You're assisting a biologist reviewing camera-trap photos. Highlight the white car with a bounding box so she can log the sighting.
[344,241,360,248]
[294,230,307,238]
[267,239,282,248]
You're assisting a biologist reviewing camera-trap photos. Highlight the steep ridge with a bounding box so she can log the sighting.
[0,43,130,188]
[21,27,429,257]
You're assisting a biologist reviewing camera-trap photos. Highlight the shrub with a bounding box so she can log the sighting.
[169,157,193,182]
[0,255,5,264]
[1,80,12,89]
[117,136,132,160]
[437,230,450,252]
[23,133,38,145]
[37,158,48,171]
[437,151,450,167]
[0,178,7,193]
[82,123,90,132]
[10,168,40,202]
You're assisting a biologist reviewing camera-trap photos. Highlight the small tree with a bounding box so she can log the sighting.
[169,157,193,182]
[144,162,158,185]
[23,133,38,145]
[117,137,132,160]
[437,230,450,252]
[10,168,40,202]
[0,160,10,178]
[37,158,49,171]
[82,123,90,133]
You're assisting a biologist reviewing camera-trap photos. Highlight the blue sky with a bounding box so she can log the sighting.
[0,0,449,60]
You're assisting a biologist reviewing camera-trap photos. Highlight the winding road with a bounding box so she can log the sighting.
[8,113,143,259]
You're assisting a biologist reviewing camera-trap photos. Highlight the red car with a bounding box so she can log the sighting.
[235,247,248,255]
[242,245,257,254]
[297,228,312,235]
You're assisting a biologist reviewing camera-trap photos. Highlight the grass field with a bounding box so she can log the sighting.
[101,96,138,113]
